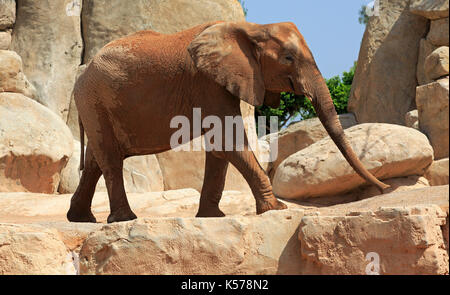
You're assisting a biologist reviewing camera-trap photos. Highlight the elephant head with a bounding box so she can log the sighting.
[188,21,390,193]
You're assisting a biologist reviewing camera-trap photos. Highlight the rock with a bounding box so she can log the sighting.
[416,78,449,159]
[428,17,449,46]
[0,223,76,274]
[298,175,430,207]
[265,113,356,179]
[0,50,36,98]
[0,0,15,29]
[66,64,87,141]
[59,140,164,194]
[425,158,449,186]
[0,92,73,194]
[0,30,11,50]
[424,46,449,81]
[349,0,428,124]
[82,0,245,63]
[410,0,449,20]
[272,123,434,200]
[11,0,83,120]
[79,209,305,275]
[417,38,438,85]
[405,109,419,129]
[298,205,449,274]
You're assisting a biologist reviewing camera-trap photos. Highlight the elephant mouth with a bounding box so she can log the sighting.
[288,77,296,93]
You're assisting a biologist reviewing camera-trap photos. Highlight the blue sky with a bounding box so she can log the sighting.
[243,0,370,79]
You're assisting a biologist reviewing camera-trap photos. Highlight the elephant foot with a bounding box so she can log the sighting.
[196,207,226,218]
[107,207,137,223]
[256,198,288,215]
[67,206,97,223]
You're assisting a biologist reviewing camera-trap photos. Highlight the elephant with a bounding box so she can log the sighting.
[67,21,390,223]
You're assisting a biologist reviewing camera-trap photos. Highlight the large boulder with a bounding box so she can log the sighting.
[410,0,449,20]
[59,140,164,194]
[79,209,304,275]
[428,17,449,46]
[349,0,428,124]
[0,223,76,275]
[265,113,356,179]
[424,46,449,81]
[11,0,83,120]
[0,30,11,50]
[0,50,36,98]
[82,0,245,63]
[273,123,434,200]
[0,0,15,29]
[299,205,449,275]
[417,38,438,85]
[0,93,73,194]
[416,78,449,159]
[425,158,449,186]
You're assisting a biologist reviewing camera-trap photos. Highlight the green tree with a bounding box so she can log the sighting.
[255,62,356,132]
[359,5,369,25]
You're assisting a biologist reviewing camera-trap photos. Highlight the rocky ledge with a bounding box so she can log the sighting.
[0,186,448,275]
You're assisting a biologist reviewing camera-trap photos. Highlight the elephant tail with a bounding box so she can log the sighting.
[79,115,85,171]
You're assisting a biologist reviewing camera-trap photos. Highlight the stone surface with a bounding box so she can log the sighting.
[428,17,449,46]
[0,50,36,98]
[11,0,83,120]
[3,185,448,224]
[424,46,449,81]
[0,30,11,50]
[416,78,449,159]
[417,38,438,85]
[299,205,449,275]
[410,0,449,20]
[0,0,15,29]
[349,0,428,124]
[0,223,76,274]
[59,140,164,194]
[405,109,419,129]
[82,0,245,63]
[425,158,449,186]
[0,92,73,194]
[265,113,357,179]
[79,209,305,275]
[273,123,434,200]
[298,175,430,207]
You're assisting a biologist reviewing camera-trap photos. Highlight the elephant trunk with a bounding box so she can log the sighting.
[308,73,390,193]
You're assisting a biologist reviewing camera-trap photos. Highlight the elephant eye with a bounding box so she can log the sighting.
[285,55,294,62]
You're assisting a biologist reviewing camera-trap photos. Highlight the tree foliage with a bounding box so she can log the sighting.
[359,5,369,25]
[255,63,356,131]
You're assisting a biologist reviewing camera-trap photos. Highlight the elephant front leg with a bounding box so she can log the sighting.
[225,149,287,215]
[196,151,229,217]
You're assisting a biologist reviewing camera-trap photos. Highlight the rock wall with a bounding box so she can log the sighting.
[1,0,248,194]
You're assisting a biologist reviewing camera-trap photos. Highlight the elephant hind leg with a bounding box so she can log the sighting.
[88,131,136,223]
[196,151,229,217]
[67,144,102,223]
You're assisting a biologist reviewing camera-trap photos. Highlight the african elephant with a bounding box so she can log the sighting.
[67,21,390,223]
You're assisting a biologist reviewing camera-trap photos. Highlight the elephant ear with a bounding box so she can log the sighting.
[188,22,265,106]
